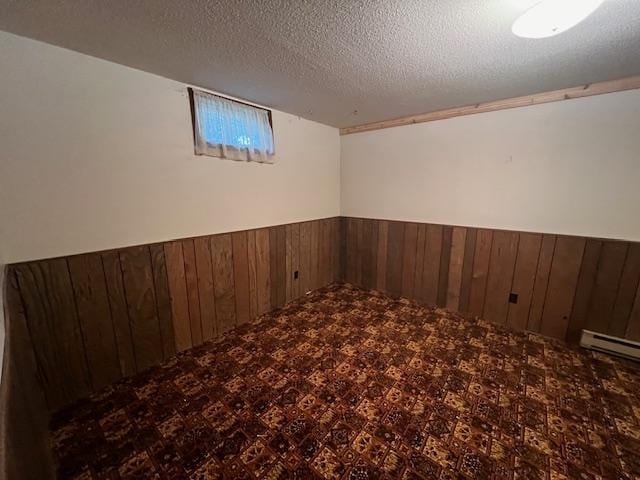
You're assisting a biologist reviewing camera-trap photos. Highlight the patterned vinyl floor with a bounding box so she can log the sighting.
[51,284,640,479]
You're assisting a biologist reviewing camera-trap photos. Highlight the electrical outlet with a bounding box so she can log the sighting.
[509,293,518,304]
[294,270,299,279]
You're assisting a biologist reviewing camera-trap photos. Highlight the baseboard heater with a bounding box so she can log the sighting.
[580,330,640,361]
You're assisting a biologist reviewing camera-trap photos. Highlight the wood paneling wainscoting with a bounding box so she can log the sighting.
[5,213,640,471]
[7,217,340,412]
[341,217,640,343]
[3,214,640,479]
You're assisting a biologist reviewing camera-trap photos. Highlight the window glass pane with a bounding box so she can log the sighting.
[193,90,274,155]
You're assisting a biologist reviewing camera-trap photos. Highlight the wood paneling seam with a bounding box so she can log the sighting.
[66,258,95,390]
[117,251,139,373]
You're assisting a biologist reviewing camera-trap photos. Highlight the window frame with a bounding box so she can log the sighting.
[187,87,275,159]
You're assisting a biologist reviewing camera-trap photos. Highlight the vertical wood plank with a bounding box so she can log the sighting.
[458,228,477,313]
[401,223,419,298]
[527,234,556,333]
[3,267,54,475]
[483,231,519,324]
[467,229,492,317]
[339,217,347,282]
[292,223,301,298]
[255,228,271,315]
[386,221,405,296]
[193,237,216,341]
[317,219,327,287]
[352,218,364,286]
[119,246,164,371]
[413,224,427,299]
[16,259,92,409]
[232,231,251,325]
[54,258,92,400]
[376,220,388,291]
[247,230,259,319]
[610,244,640,337]
[331,218,340,283]
[506,233,542,332]
[446,227,467,311]
[102,251,137,376]
[355,218,364,286]
[321,219,333,287]
[309,221,320,292]
[539,236,585,339]
[269,227,279,307]
[149,244,176,358]
[13,263,60,409]
[68,253,121,390]
[286,224,293,302]
[316,220,325,288]
[163,241,192,352]
[361,219,378,290]
[370,219,379,290]
[212,234,237,332]
[421,224,443,305]
[566,239,602,342]
[300,222,312,293]
[277,225,287,305]
[182,239,203,346]
[345,218,356,284]
[437,226,453,307]
[585,241,628,334]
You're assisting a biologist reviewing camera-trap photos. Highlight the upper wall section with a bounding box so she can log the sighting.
[0,32,341,264]
[341,89,640,242]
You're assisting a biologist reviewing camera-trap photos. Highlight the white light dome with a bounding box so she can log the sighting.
[512,0,605,39]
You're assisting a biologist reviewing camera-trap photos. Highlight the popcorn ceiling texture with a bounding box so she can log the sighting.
[0,0,639,127]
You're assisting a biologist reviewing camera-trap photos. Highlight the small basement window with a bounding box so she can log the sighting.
[189,88,275,163]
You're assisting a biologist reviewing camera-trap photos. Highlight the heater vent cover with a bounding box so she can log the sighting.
[580,330,640,361]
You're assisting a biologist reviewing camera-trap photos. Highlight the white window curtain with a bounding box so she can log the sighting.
[192,89,275,164]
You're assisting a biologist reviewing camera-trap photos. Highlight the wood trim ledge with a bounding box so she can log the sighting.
[340,75,640,135]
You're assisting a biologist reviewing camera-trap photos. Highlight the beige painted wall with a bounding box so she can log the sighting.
[2,30,640,265]
[0,32,340,264]
[341,89,640,241]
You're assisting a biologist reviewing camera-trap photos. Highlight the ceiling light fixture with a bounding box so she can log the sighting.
[512,0,605,39]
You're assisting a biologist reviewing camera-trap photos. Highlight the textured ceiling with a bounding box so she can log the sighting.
[1,0,639,127]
